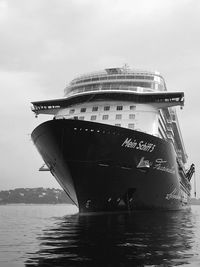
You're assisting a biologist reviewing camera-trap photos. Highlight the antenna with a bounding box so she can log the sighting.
[122,63,130,72]
[194,171,197,198]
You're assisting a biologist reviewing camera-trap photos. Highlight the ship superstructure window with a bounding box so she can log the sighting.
[91,115,97,121]
[158,128,165,139]
[116,105,123,111]
[79,116,84,120]
[130,105,136,110]
[128,123,135,129]
[92,106,98,111]
[116,114,122,120]
[80,108,86,112]
[129,114,135,119]
[72,75,156,85]
[104,106,110,111]
[68,82,154,95]
[115,124,121,127]
[102,115,109,120]
[69,109,75,114]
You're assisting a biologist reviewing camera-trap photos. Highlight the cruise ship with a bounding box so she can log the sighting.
[31,66,195,212]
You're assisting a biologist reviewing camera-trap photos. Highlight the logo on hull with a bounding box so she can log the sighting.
[153,159,175,174]
[166,188,182,200]
[136,157,175,174]
[137,157,152,169]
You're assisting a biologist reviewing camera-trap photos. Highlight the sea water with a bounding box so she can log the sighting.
[0,204,200,266]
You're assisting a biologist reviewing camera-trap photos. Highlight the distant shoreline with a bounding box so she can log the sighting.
[0,187,72,205]
[190,198,200,205]
[0,203,74,206]
[0,188,199,206]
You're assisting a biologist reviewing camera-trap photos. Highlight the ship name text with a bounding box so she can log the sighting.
[121,138,156,153]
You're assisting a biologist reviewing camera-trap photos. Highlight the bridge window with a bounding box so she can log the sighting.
[129,114,135,119]
[92,106,98,111]
[116,114,122,120]
[104,106,110,111]
[69,109,75,114]
[128,123,135,129]
[116,105,123,111]
[130,105,136,110]
[80,108,86,112]
[91,115,97,121]
[102,115,109,120]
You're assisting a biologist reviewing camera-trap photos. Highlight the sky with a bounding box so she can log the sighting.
[0,0,200,195]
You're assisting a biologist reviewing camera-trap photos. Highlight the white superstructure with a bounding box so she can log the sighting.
[32,67,187,164]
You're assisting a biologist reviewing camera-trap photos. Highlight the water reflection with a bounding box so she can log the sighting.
[26,209,197,266]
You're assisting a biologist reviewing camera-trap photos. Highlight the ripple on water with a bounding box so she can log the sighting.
[0,205,200,266]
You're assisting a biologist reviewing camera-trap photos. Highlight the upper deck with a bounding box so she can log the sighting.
[31,66,187,163]
[31,66,184,115]
[64,67,167,97]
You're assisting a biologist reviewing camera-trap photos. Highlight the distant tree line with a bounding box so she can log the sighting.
[0,188,72,204]
[190,198,200,205]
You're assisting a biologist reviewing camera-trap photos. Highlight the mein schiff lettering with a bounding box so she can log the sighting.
[121,138,156,152]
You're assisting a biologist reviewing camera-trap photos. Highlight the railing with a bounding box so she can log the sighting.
[65,85,157,97]
[186,164,195,181]
[70,69,159,85]
[71,74,156,85]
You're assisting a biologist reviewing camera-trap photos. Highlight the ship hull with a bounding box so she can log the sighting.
[31,119,190,213]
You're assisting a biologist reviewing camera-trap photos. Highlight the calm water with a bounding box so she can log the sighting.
[0,205,200,266]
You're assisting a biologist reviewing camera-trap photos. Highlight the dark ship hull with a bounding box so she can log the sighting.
[31,119,190,213]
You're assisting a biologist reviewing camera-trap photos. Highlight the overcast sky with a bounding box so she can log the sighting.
[0,0,199,195]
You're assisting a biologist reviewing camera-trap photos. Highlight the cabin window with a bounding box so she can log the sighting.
[79,116,85,120]
[104,106,110,111]
[102,115,109,120]
[116,105,123,111]
[116,114,122,120]
[130,105,136,110]
[128,123,134,129]
[129,114,135,119]
[80,108,86,112]
[91,115,97,121]
[115,124,121,127]
[92,106,98,111]
[69,109,75,114]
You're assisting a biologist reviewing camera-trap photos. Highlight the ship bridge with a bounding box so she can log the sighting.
[31,90,184,116]
[64,67,167,97]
